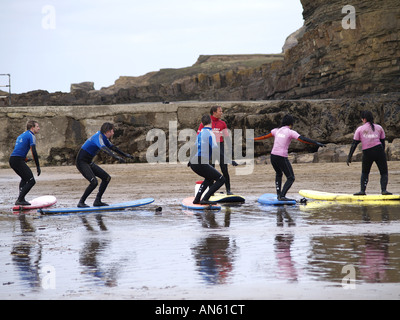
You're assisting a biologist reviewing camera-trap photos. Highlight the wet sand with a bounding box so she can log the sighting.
[1,161,400,300]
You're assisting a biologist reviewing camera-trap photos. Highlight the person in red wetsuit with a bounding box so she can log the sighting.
[197,106,237,195]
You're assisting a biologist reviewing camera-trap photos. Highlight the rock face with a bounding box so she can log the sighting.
[272,0,400,99]
[1,1,399,167]
[1,99,399,167]
[3,0,399,106]
[70,82,95,93]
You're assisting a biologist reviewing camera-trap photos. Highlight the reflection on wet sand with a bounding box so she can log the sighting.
[192,209,237,285]
[11,214,41,290]
[1,200,400,299]
[359,234,390,283]
[192,235,237,285]
[79,215,123,287]
[275,234,298,282]
[306,205,400,283]
[274,206,298,282]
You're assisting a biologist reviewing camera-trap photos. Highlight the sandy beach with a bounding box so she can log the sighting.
[2,161,400,205]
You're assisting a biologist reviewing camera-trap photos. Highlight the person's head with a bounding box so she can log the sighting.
[100,122,115,139]
[281,114,294,128]
[361,110,375,131]
[27,120,40,134]
[201,114,212,127]
[210,106,222,119]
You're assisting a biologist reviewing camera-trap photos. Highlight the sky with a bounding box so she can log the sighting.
[0,0,304,94]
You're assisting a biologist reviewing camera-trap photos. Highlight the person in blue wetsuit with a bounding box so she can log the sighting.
[76,122,133,208]
[189,115,226,205]
[9,120,41,206]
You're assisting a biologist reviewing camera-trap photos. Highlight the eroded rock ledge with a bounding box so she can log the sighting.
[1,99,399,167]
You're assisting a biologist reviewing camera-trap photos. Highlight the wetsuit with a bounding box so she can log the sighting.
[197,115,234,193]
[347,122,390,195]
[190,127,226,204]
[76,131,129,207]
[9,130,41,205]
[255,126,324,200]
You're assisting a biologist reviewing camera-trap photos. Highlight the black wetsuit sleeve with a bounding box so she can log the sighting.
[110,145,134,159]
[380,139,386,150]
[347,140,361,165]
[298,135,325,147]
[102,146,126,163]
[217,142,237,166]
[31,145,41,176]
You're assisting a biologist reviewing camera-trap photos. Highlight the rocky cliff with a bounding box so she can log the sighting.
[272,0,400,99]
[1,0,399,168]
[3,0,399,106]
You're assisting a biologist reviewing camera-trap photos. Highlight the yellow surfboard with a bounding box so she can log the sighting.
[299,190,400,202]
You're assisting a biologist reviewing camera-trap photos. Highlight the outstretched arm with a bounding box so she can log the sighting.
[254,132,273,141]
[297,135,326,148]
[102,146,126,163]
[347,140,361,166]
[110,145,134,159]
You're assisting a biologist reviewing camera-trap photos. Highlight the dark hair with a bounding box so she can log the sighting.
[27,120,38,130]
[201,114,212,126]
[100,122,115,134]
[361,111,375,132]
[210,106,221,115]
[281,114,294,127]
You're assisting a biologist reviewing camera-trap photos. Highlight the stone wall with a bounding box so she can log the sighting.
[1,98,399,167]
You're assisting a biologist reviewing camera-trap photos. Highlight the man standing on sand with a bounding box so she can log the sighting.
[9,120,41,206]
[76,122,133,208]
[197,106,238,195]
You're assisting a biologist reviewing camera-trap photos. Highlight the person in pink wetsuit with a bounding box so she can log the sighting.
[255,114,325,201]
[347,111,392,196]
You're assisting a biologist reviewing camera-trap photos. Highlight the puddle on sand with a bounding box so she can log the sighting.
[1,198,400,299]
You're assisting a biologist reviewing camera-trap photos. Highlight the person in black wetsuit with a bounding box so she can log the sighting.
[197,106,238,195]
[9,120,41,206]
[76,122,133,207]
[347,111,392,196]
[189,115,226,205]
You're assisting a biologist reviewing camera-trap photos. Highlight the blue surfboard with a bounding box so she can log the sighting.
[258,194,296,206]
[38,198,155,215]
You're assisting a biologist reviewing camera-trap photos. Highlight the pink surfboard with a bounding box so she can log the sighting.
[12,195,57,211]
[181,196,221,210]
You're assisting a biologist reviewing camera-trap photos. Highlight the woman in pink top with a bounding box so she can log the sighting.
[347,111,391,196]
[255,114,325,201]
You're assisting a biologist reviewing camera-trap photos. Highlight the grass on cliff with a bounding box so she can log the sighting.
[114,54,284,88]
[151,54,284,84]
